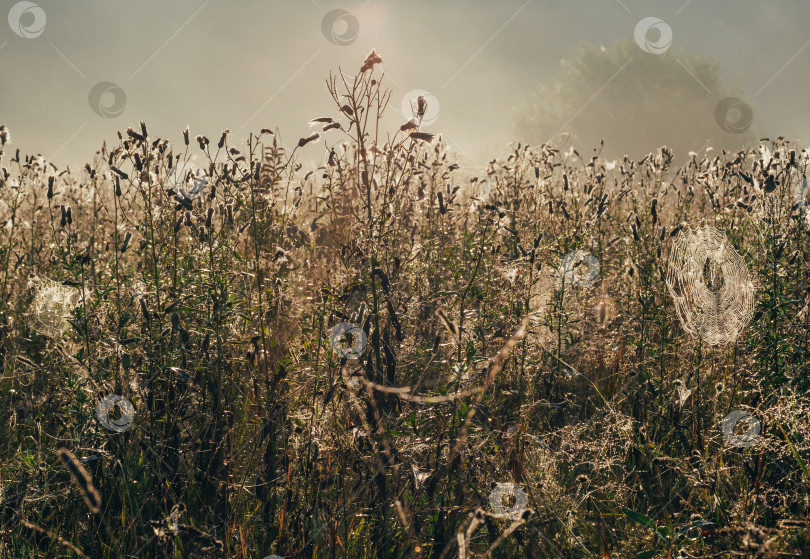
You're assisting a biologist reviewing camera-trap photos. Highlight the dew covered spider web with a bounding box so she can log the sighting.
[488,482,528,519]
[666,225,755,345]
[26,276,79,338]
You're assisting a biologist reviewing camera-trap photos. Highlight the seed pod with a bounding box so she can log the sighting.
[174,216,183,232]
[110,165,128,180]
[173,195,192,211]
[126,127,145,142]
[171,312,180,330]
[47,176,54,199]
[651,199,658,225]
[183,127,190,146]
[179,327,190,348]
[416,95,427,119]
[763,174,776,193]
[597,201,607,217]
[57,448,101,514]
[164,298,182,314]
[206,207,214,229]
[119,231,132,253]
[409,131,434,143]
[737,200,752,212]
[114,175,122,197]
[298,133,320,148]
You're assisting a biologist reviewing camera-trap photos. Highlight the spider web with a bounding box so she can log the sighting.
[26,276,79,338]
[488,482,528,519]
[666,225,755,345]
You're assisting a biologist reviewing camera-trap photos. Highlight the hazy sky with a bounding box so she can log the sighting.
[2,0,810,168]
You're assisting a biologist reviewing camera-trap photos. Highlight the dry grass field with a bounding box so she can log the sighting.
[1,53,809,558]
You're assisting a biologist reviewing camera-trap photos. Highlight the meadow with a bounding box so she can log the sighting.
[1,52,809,558]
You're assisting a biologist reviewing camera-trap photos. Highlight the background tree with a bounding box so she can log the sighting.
[514,39,759,160]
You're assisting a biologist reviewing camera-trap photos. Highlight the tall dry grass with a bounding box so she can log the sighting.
[0,55,809,558]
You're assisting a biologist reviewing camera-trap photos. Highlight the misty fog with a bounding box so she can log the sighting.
[3,0,810,168]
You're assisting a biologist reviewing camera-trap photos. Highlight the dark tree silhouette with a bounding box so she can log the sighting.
[514,39,759,159]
